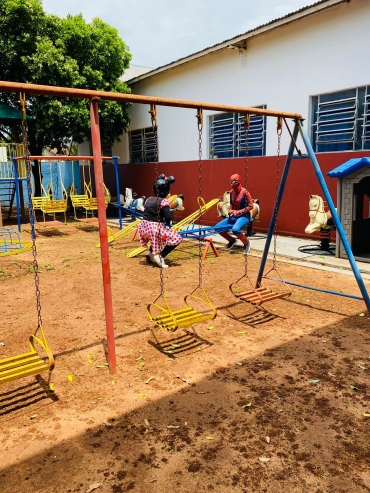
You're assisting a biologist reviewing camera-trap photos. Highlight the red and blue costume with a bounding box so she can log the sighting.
[216,174,253,251]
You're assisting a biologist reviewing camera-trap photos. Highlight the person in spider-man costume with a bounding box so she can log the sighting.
[215,174,253,254]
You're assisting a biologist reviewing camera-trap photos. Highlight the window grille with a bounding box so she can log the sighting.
[209,109,266,159]
[129,127,155,163]
[362,87,370,150]
[311,86,369,152]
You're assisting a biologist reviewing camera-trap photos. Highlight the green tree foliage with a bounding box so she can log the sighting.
[0,0,132,155]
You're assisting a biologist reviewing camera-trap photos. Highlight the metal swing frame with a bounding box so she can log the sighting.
[254,118,370,310]
[0,81,368,375]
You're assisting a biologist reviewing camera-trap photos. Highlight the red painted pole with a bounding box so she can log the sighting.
[89,98,116,374]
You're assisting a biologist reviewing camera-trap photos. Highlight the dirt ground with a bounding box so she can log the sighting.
[1,220,370,493]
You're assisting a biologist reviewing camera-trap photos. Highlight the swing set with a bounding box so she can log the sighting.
[30,157,68,223]
[0,80,368,381]
[70,159,110,219]
[0,104,54,384]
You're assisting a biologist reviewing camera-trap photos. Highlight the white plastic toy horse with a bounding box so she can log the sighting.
[217,191,260,222]
[169,194,185,212]
[305,194,335,234]
[123,188,146,212]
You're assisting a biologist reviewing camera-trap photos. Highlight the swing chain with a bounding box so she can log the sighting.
[150,104,164,289]
[149,104,158,180]
[273,117,283,269]
[244,113,250,276]
[197,108,203,287]
[20,93,43,329]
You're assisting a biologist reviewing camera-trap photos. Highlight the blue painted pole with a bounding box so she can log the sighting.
[298,120,370,313]
[113,156,122,230]
[12,157,22,233]
[256,121,300,286]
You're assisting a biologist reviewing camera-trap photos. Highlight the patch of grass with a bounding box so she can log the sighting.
[0,267,7,277]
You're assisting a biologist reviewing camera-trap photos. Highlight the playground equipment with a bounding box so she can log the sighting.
[0,100,54,383]
[30,158,68,223]
[0,81,368,373]
[0,142,27,231]
[97,194,179,247]
[146,106,216,331]
[123,188,146,213]
[298,194,336,254]
[70,159,110,219]
[217,191,260,237]
[126,197,219,257]
[229,116,291,305]
[0,227,32,256]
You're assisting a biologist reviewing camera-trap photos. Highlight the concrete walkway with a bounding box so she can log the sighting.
[107,216,370,281]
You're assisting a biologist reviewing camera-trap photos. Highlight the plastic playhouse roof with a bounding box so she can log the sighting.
[327,157,370,178]
[0,102,32,121]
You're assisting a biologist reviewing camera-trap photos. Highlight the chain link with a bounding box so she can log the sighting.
[20,93,43,329]
[243,114,250,277]
[149,104,164,291]
[272,117,283,270]
[197,108,203,287]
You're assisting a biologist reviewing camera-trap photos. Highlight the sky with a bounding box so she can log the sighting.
[42,0,316,69]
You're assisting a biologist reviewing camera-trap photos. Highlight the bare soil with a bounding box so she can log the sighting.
[1,221,370,493]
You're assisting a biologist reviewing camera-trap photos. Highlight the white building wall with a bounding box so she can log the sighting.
[122,0,369,162]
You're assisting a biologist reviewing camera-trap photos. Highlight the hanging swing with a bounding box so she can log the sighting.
[70,159,110,218]
[31,159,49,211]
[0,93,54,384]
[229,116,291,306]
[39,159,68,222]
[147,106,216,331]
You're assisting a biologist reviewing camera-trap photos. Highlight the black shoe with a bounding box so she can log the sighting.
[225,239,237,250]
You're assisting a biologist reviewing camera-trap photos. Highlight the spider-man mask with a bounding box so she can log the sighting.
[230,174,241,191]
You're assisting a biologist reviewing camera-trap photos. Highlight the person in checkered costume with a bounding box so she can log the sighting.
[215,173,253,254]
[138,175,182,269]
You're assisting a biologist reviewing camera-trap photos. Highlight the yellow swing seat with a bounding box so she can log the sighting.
[0,331,54,384]
[32,196,50,210]
[70,194,90,209]
[40,198,68,214]
[148,287,216,332]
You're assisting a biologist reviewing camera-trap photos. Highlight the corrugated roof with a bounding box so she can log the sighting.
[128,0,348,84]
[327,157,370,178]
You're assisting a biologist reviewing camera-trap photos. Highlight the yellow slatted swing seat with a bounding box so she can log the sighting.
[70,160,110,218]
[0,100,54,384]
[31,160,50,210]
[147,106,216,331]
[229,116,291,306]
[31,160,68,222]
